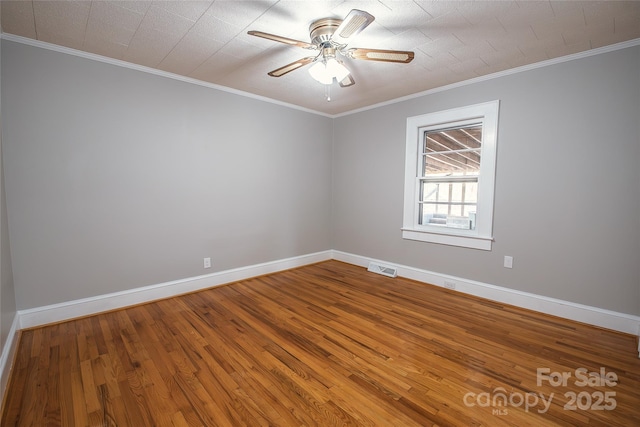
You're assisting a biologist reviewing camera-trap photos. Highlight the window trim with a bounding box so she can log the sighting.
[402,101,500,250]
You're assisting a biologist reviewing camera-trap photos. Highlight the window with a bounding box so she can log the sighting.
[402,101,499,250]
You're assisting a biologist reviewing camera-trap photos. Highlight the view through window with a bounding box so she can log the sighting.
[419,124,482,230]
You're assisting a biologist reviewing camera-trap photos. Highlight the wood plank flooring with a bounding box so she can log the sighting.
[2,260,640,426]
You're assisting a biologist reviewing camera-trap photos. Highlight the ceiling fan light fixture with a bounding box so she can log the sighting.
[248,8,414,91]
[327,59,350,81]
[308,58,350,85]
[308,61,333,84]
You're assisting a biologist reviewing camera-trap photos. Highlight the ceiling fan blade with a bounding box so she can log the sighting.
[267,57,316,77]
[247,31,316,50]
[339,74,355,87]
[331,9,375,45]
[346,48,415,63]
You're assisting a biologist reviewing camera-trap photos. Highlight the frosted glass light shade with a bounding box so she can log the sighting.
[308,59,350,85]
[308,62,333,84]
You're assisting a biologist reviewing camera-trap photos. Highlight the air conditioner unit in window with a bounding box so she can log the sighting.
[446,216,472,229]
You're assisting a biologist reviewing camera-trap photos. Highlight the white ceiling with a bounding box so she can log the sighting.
[2,1,640,115]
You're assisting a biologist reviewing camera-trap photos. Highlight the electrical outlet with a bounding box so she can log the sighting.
[444,280,456,290]
[204,257,211,269]
[504,256,513,269]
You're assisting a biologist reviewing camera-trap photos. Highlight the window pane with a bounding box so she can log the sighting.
[423,151,480,176]
[420,181,478,203]
[422,124,482,176]
[424,125,482,152]
[419,181,478,230]
[419,203,477,230]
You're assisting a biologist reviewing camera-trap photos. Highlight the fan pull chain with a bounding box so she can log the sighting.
[325,83,331,102]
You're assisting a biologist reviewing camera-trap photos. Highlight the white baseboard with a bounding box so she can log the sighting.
[3,248,640,406]
[332,250,640,338]
[11,248,640,355]
[18,250,332,329]
[0,313,21,404]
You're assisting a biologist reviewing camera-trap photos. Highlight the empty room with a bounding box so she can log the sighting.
[0,1,639,426]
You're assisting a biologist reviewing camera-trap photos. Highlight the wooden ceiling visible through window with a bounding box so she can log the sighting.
[424,126,482,175]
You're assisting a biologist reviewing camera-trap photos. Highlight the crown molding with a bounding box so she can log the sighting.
[0,33,334,118]
[335,37,640,117]
[2,33,639,119]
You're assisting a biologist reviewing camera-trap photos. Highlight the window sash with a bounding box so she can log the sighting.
[418,177,479,229]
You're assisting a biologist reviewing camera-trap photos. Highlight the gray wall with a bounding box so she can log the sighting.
[2,39,639,319]
[2,40,333,309]
[1,139,15,358]
[333,45,640,316]
[0,33,17,360]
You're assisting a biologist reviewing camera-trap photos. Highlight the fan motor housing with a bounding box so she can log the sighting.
[309,18,341,46]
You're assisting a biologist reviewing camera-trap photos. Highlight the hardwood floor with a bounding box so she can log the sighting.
[2,260,639,426]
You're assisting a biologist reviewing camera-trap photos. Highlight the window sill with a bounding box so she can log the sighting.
[401,228,493,251]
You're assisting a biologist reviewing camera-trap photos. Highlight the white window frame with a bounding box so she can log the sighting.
[402,100,499,250]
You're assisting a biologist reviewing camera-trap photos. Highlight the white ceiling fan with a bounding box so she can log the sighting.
[248,9,415,89]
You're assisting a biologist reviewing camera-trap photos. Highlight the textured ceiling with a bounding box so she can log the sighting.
[2,1,640,115]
